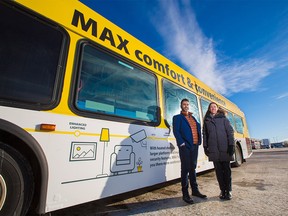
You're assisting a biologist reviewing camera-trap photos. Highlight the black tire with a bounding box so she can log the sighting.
[232,144,243,167]
[0,143,34,216]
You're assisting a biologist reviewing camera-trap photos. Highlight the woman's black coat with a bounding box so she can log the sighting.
[203,112,235,162]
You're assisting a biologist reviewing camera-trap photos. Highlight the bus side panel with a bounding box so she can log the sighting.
[1,107,183,212]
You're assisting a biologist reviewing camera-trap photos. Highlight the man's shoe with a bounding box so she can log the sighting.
[192,191,207,198]
[182,196,194,204]
[219,190,226,199]
[225,191,232,200]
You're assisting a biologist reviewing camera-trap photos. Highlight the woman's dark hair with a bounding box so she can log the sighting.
[204,102,217,119]
[204,102,226,119]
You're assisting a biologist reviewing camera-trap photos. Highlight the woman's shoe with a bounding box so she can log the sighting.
[225,191,232,200]
[219,190,226,199]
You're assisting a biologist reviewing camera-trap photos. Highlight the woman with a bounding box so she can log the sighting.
[203,102,235,200]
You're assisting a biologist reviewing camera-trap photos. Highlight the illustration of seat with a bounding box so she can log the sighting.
[110,145,135,175]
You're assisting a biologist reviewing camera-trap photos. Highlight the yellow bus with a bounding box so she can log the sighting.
[0,0,252,215]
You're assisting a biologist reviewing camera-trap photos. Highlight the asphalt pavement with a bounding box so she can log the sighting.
[52,148,288,216]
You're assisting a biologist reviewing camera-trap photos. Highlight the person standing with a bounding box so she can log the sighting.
[173,98,207,204]
[202,102,235,200]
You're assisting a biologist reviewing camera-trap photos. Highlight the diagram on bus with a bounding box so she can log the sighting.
[67,128,148,182]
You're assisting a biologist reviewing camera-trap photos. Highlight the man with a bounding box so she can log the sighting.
[172,98,207,204]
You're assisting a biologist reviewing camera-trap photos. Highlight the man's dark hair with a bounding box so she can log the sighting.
[181,98,189,105]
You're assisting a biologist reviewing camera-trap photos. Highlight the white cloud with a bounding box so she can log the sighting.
[152,0,276,96]
[218,59,274,95]
[276,92,288,100]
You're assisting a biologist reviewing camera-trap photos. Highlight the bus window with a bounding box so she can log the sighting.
[0,4,65,107]
[200,98,210,119]
[234,114,244,134]
[75,44,158,123]
[163,79,200,126]
[227,111,236,130]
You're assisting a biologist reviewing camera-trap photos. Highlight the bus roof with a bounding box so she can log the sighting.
[15,0,243,115]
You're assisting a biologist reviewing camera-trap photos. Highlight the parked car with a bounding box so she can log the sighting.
[271,142,284,148]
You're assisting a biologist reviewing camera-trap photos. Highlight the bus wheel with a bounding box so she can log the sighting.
[233,145,243,167]
[0,142,34,216]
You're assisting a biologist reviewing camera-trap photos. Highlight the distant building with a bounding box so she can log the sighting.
[261,139,271,149]
[251,138,261,149]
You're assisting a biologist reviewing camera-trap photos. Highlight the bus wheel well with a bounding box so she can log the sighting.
[0,130,42,213]
[232,141,243,167]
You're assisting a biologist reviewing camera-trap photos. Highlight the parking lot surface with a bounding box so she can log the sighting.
[52,148,288,216]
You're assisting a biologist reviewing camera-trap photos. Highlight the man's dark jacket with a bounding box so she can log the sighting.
[173,113,202,150]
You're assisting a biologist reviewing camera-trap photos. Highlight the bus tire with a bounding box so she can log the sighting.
[232,144,243,167]
[0,142,34,216]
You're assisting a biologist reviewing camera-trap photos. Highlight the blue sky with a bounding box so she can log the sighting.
[80,0,288,142]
